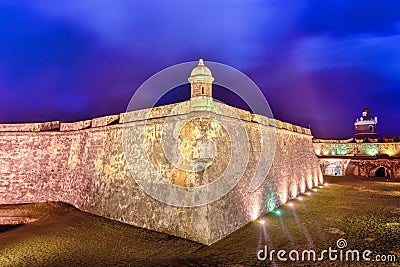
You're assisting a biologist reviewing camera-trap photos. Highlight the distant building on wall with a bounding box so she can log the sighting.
[354,108,378,139]
[313,108,400,179]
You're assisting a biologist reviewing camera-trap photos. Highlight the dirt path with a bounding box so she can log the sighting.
[0,176,399,266]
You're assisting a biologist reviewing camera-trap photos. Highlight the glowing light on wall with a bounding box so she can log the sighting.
[287,203,294,207]
[384,149,396,156]
[290,184,298,198]
[251,205,259,220]
[300,180,306,193]
[316,143,400,158]
[306,192,311,196]
[298,197,303,201]
[319,174,324,184]
[266,198,276,212]
[365,144,379,156]
[278,188,288,204]
[259,219,265,225]
[265,190,278,212]
[333,144,348,155]
[251,190,264,220]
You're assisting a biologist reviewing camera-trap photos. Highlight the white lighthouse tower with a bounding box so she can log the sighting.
[354,108,378,139]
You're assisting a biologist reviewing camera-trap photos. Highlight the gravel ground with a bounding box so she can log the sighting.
[0,175,399,266]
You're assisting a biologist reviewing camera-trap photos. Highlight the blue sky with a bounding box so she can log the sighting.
[0,1,399,137]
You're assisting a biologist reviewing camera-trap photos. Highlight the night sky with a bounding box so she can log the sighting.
[1,1,399,138]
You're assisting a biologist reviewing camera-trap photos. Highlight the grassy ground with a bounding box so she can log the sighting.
[0,175,399,266]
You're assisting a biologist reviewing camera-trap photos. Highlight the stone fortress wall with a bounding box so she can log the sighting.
[313,138,400,157]
[0,98,323,245]
[313,139,400,179]
[0,59,323,244]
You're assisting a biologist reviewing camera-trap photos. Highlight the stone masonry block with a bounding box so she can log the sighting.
[269,119,282,129]
[282,122,293,131]
[91,114,120,128]
[120,103,186,124]
[0,121,59,132]
[60,120,92,131]
[251,114,270,126]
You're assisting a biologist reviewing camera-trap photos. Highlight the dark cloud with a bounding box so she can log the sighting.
[300,0,400,37]
[0,1,399,138]
[0,4,95,78]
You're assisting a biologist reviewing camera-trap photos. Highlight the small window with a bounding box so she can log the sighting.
[369,125,373,131]
[201,87,204,94]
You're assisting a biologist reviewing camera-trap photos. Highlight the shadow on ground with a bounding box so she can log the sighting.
[0,175,399,266]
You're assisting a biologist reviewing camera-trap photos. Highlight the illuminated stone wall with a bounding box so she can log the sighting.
[0,100,322,245]
[313,140,400,157]
[314,140,400,178]
[318,158,400,178]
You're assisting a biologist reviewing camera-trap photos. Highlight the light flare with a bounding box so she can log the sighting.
[251,205,259,220]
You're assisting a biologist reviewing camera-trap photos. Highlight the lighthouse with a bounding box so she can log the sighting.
[354,108,378,139]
